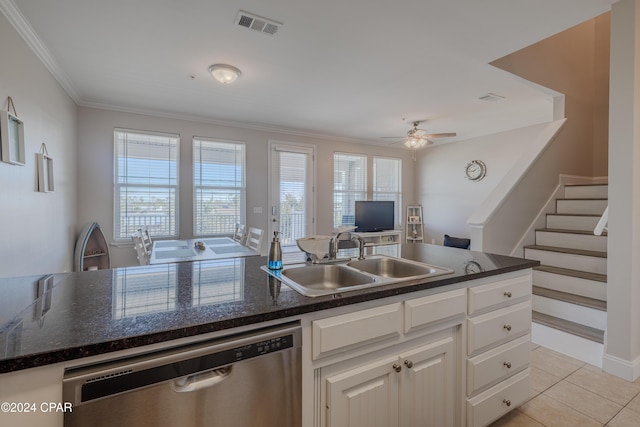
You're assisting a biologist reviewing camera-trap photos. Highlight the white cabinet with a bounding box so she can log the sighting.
[324,331,457,427]
[465,272,532,427]
[325,355,400,427]
[314,288,466,427]
[399,336,457,427]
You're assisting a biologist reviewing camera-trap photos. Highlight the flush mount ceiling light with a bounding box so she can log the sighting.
[208,64,242,84]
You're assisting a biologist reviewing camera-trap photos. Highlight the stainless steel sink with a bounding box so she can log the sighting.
[280,264,375,297]
[267,255,454,297]
[347,256,452,279]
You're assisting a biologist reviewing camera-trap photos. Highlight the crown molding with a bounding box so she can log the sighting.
[77,100,390,146]
[0,0,80,102]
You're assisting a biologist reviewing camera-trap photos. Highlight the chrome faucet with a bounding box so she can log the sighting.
[328,232,366,261]
[352,235,366,260]
[328,232,345,260]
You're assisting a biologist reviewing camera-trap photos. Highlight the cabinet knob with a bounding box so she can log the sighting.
[503,399,511,407]
[393,363,402,373]
[504,362,512,369]
[503,324,512,331]
[404,360,414,368]
[504,291,512,298]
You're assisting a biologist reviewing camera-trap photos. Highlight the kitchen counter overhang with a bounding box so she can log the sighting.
[0,244,538,373]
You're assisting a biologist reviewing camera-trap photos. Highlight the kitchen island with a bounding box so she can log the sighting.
[0,244,538,427]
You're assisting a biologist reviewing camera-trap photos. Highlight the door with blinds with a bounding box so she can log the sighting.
[268,142,316,247]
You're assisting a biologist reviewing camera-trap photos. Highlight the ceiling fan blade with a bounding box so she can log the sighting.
[380,136,405,139]
[424,132,457,138]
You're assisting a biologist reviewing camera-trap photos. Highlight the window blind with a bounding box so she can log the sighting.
[193,138,246,235]
[114,129,179,239]
[373,157,402,227]
[333,153,367,227]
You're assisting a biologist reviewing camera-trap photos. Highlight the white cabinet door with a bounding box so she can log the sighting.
[326,355,400,427]
[399,333,457,427]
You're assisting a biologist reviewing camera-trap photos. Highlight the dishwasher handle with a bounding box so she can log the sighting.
[171,366,233,393]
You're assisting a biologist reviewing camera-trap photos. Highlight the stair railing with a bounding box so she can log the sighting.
[594,206,608,236]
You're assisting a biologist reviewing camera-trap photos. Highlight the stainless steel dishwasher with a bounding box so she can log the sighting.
[63,323,301,427]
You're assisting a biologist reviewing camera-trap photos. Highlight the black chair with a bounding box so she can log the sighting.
[443,234,470,249]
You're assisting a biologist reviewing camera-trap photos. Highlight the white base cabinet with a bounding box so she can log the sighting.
[465,272,532,427]
[324,333,457,427]
[311,269,532,427]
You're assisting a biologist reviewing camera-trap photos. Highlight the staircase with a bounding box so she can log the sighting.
[523,183,608,366]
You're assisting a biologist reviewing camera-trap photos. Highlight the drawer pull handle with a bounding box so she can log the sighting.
[393,363,402,373]
[504,291,512,298]
[504,362,512,369]
[503,324,512,331]
[503,399,511,407]
[404,360,414,368]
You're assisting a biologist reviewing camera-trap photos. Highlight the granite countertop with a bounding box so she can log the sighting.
[0,244,538,373]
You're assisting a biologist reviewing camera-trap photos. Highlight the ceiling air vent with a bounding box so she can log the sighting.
[235,10,282,36]
[478,93,505,102]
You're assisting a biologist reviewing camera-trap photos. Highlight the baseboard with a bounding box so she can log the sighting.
[602,351,640,382]
[531,322,603,367]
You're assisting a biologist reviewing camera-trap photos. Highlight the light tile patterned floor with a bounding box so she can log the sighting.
[490,344,640,427]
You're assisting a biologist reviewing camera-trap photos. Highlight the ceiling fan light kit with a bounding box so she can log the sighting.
[392,120,456,159]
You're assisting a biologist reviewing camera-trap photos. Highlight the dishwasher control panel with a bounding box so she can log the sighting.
[234,335,293,360]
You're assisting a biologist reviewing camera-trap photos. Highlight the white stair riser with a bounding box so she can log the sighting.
[531,323,604,368]
[532,295,607,330]
[564,185,608,199]
[556,199,608,215]
[535,231,607,252]
[524,249,606,275]
[546,215,600,231]
[533,270,606,301]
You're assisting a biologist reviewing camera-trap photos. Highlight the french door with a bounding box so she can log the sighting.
[268,142,316,247]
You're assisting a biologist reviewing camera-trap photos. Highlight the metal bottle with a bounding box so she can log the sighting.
[268,231,283,270]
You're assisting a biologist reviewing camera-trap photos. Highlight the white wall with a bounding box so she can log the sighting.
[0,13,77,278]
[415,123,550,245]
[76,107,415,267]
[603,0,640,381]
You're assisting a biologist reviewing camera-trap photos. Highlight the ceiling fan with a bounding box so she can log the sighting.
[383,120,456,159]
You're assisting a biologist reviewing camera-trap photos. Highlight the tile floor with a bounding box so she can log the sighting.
[490,344,640,426]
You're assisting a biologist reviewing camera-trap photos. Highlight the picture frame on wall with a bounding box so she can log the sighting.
[36,143,54,192]
[0,110,26,165]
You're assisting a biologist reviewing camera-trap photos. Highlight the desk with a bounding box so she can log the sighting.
[150,237,258,264]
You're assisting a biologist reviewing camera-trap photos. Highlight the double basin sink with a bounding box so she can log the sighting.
[265,255,454,297]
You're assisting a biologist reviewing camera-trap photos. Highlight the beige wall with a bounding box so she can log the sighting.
[77,107,415,267]
[491,14,610,177]
[416,15,611,253]
[0,13,78,278]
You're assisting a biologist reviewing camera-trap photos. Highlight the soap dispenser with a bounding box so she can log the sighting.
[268,231,283,270]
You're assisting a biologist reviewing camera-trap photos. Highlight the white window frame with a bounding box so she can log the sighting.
[193,137,246,236]
[114,128,179,241]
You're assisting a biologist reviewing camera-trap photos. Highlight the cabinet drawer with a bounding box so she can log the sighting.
[404,288,466,333]
[467,301,531,356]
[312,303,402,360]
[468,274,531,316]
[467,334,530,396]
[466,368,530,427]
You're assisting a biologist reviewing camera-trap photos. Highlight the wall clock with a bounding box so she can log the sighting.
[464,260,484,274]
[464,160,486,181]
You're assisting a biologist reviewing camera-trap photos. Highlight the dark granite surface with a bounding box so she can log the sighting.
[0,244,538,373]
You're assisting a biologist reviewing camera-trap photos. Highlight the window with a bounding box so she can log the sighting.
[114,129,179,240]
[193,138,246,235]
[373,157,402,228]
[333,153,367,227]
